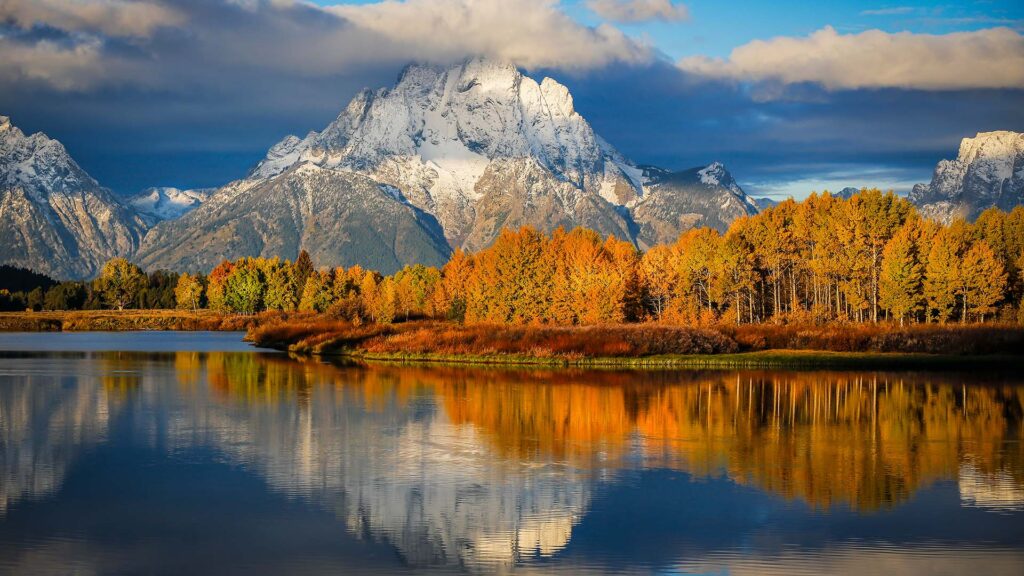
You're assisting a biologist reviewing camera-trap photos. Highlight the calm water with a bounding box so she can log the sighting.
[1,333,1022,575]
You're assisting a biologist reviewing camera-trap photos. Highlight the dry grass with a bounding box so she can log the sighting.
[0,310,272,332]
[248,317,1024,361]
[249,320,738,358]
[719,322,1024,355]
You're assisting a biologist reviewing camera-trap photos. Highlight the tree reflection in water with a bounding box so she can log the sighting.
[1,351,1022,573]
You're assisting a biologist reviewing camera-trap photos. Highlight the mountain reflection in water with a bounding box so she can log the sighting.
[1,350,1022,575]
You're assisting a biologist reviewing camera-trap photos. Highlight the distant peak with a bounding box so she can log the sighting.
[0,116,10,131]
[698,162,731,185]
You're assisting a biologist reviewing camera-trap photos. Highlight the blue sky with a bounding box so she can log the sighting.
[1,0,1021,199]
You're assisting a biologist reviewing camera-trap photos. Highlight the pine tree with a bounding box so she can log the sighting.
[293,249,314,301]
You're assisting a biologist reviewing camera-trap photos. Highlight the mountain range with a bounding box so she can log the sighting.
[1,59,1021,279]
[909,131,1024,223]
[0,115,145,279]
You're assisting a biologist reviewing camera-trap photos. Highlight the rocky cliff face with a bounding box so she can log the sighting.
[140,58,757,272]
[0,116,145,279]
[910,131,1024,223]
[632,162,758,248]
[135,164,451,274]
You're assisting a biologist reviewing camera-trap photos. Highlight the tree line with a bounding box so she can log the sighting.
[5,189,1023,325]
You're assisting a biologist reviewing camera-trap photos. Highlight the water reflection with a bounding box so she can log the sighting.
[1,350,1023,574]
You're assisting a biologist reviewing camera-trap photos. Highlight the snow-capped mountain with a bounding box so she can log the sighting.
[0,116,145,279]
[910,131,1024,223]
[140,58,757,272]
[632,162,759,248]
[129,187,213,225]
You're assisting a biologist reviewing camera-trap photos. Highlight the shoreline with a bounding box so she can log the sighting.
[0,310,259,332]
[307,349,1024,370]
[4,311,1022,370]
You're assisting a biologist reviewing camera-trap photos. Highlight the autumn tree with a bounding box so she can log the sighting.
[924,228,966,323]
[224,265,264,314]
[639,244,673,321]
[879,222,924,324]
[299,270,333,312]
[206,260,236,312]
[432,249,473,321]
[370,277,398,324]
[960,241,1007,322]
[264,264,297,311]
[174,273,204,311]
[94,258,148,310]
[465,227,553,324]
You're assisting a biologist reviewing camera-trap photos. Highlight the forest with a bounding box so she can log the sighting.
[4,189,1024,327]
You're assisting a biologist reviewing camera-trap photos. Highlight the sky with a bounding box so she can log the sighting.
[0,0,1021,199]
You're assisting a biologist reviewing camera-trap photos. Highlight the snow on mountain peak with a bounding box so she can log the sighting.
[911,130,1024,222]
[0,115,97,197]
[232,58,757,257]
[128,187,212,224]
[249,56,624,219]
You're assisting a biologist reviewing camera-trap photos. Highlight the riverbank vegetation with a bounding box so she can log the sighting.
[246,318,1024,365]
[0,310,261,332]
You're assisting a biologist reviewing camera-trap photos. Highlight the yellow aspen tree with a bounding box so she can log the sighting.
[961,241,1007,323]
[879,222,924,325]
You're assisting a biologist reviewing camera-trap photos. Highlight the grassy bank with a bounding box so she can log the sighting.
[346,349,1024,369]
[0,310,263,332]
[247,318,1024,369]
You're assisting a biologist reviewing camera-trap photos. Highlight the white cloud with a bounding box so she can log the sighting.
[586,0,689,23]
[0,37,146,91]
[677,26,1024,92]
[0,0,655,92]
[328,0,653,70]
[0,0,185,38]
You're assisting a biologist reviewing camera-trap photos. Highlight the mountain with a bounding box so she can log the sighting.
[0,116,145,279]
[128,187,213,226]
[135,164,451,274]
[632,163,758,248]
[139,58,757,272]
[910,131,1024,223]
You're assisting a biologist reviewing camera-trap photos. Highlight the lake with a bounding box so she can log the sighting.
[0,332,1022,575]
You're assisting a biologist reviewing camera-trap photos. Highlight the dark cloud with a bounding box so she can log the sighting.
[0,1,1020,198]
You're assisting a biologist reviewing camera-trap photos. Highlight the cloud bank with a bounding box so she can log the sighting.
[678,26,1024,92]
[0,0,654,93]
[0,0,185,38]
[586,0,689,23]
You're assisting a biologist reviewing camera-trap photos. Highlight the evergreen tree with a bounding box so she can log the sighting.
[294,250,314,301]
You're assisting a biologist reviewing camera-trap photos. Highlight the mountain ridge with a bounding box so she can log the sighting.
[910,130,1024,222]
[138,58,759,272]
[0,116,145,279]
